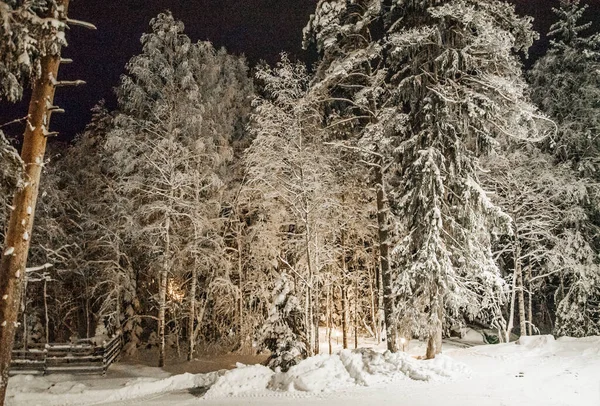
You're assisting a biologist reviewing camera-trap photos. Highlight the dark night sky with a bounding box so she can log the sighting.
[1,0,600,141]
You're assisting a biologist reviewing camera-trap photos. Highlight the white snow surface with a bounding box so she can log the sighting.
[204,363,273,398]
[6,335,600,406]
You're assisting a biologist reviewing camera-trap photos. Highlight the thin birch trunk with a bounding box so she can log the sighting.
[375,163,397,352]
[237,231,245,353]
[354,274,358,349]
[368,266,378,340]
[505,233,521,343]
[527,265,533,336]
[341,284,349,349]
[516,250,526,337]
[44,278,49,344]
[158,215,170,368]
[327,284,332,354]
[187,262,197,361]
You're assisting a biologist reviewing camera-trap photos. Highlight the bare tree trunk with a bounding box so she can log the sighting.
[187,261,197,361]
[326,283,332,355]
[354,274,358,349]
[237,232,245,353]
[505,236,520,343]
[341,281,349,349]
[0,2,69,400]
[367,265,378,341]
[425,303,443,359]
[340,230,349,348]
[426,330,443,359]
[527,265,533,336]
[375,249,384,344]
[313,278,320,355]
[44,278,49,344]
[516,243,526,338]
[304,216,317,356]
[305,285,313,357]
[375,163,397,352]
[82,276,89,339]
[158,216,170,368]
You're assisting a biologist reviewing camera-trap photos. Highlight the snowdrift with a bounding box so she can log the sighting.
[205,348,470,397]
[8,371,221,405]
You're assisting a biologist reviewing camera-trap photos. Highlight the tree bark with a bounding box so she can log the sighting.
[304,217,316,356]
[326,283,332,354]
[44,278,49,344]
[237,231,246,353]
[505,233,520,343]
[305,285,313,357]
[340,283,349,348]
[375,248,384,343]
[313,278,320,355]
[187,260,197,361]
[158,215,170,368]
[375,163,397,352]
[341,231,349,349]
[367,265,378,341]
[517,257,526,337]
[354,274,358,349]
[0,2,69,401]
[527,265,533,336]
[425,302,443,359]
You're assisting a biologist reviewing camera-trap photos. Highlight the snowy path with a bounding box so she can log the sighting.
[7,336,600,406]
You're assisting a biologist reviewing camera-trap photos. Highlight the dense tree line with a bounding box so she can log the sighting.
[1,0,598,372]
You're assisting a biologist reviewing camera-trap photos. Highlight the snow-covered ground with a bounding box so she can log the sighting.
[6,334,600,406]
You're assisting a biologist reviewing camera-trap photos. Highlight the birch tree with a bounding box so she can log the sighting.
[483,148,597,339]
[106,12,251,365]
[245,56,339,356]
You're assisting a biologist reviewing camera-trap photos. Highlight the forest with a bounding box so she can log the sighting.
[0,0,599,400]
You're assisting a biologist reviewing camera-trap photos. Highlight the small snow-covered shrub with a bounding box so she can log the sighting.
[257,273,308,372]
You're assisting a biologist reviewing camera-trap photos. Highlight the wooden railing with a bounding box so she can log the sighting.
[10,334,122,376]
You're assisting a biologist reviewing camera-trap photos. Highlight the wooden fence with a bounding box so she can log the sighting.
[10,334,122,376]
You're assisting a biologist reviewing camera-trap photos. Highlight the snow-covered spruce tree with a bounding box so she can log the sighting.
[554,253,600,337]
[0,0,67,232]
[0,0,66,102]
[383,1,547,358]
[0,132,23,346]
[0,133,23,224]
[258,273,307,372]
[303,0,546,356]
[529,0,600,174]
[0,0,70,241]
[244,56,340,356]
[106,12,251,365]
